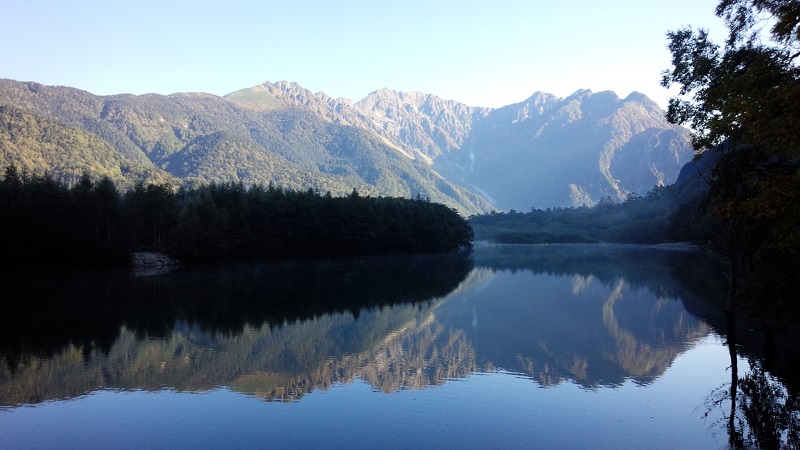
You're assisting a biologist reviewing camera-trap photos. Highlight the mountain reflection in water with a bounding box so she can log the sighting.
[1,245,726,406]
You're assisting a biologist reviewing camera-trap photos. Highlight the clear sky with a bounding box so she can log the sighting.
[1,0,727,109]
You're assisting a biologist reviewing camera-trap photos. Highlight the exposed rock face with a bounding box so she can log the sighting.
[0,78,493,215]
[439,90,694,209]
[354,88,491,160]
[246,82,694,210]
[1,77,693,212]
[233,82,491,161]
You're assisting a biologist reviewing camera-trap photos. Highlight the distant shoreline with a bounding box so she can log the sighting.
[472,241,702,251]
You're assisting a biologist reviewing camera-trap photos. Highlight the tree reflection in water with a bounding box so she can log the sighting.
[706,310,800,449]
[3,243,800,449]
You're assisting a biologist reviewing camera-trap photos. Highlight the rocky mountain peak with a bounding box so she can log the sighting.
[228,82,692,210]
[352,89,492,159]
[622,91,656,106]
[262,80,319,106]
[0,77,696,214]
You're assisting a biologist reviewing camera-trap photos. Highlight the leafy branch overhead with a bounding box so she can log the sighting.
[662,0,800,153]
[662,0,800,318]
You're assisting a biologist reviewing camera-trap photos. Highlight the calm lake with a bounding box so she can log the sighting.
[0,244,794,448]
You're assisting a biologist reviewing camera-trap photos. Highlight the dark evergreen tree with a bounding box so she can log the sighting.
[1,166,474,268]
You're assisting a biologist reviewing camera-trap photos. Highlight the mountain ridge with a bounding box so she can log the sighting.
[231,80,693,210]
[0,77,693,213]
[434,88,693,209]
[0,78,494,214]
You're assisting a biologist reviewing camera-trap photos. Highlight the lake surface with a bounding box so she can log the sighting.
[0,244,795,448]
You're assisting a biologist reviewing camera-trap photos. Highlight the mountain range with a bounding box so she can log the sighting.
[0,78,694,214]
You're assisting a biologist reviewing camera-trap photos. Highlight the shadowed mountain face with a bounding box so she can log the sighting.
[248,82,694,210]
[1,78,691,213]
[0,246,725,405]
[446,90,693,209]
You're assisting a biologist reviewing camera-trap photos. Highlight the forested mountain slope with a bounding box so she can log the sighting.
[0,78,693,213]
[0,105,175,187]
[0,79,491,214]
[241,81,694,210]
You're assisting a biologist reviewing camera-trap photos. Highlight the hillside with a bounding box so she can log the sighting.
[0,105,174,187]
[245,81,694,210]
[433,90,694,209]
[0,78,693,213]
[468,148,721,245]
[0,79,492,214]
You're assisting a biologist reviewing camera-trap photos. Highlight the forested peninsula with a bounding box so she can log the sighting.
[0,166,473,268]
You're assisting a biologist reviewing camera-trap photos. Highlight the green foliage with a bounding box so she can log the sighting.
[0,167,473,268]
[661,0,800,319]
[0,79,492,215]
[0,166,130,267]
[165,182,473,262]
[469,184,694,245]
[0,105,174,188]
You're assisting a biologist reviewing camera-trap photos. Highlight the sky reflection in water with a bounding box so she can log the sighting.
[0,245,745,448]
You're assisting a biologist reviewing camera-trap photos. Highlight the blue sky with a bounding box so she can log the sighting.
[1,0,726,108]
